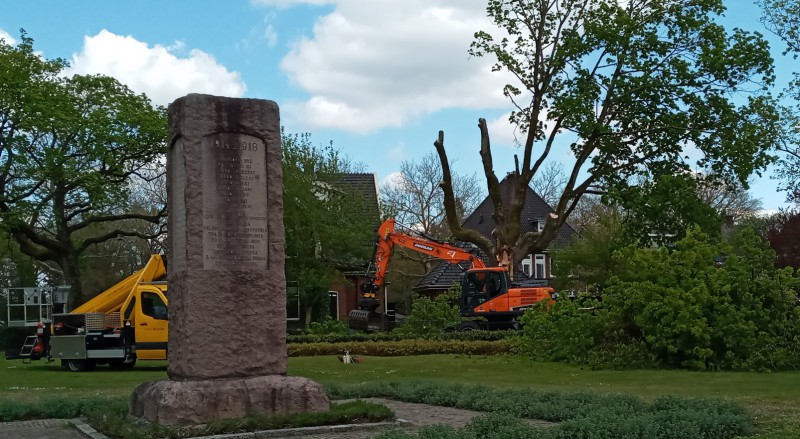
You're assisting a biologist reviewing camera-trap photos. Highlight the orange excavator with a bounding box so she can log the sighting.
[349,218,553,331]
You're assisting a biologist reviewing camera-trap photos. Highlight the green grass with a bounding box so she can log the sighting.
[2,355,798,437]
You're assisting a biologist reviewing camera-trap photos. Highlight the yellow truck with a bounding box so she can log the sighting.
[6,255,169,371]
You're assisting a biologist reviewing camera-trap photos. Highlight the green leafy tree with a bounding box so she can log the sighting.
[551,204,626,292]
[615,174,722,246]
[605,228,800,369]
[0,32,167,305]
[435,0,779,265]
[760,0,800,202]
[526,227,800,370]
[282,133,374,325]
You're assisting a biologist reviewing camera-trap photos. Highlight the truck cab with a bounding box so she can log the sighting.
[47,255,169,371]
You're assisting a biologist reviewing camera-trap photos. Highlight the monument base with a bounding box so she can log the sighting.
[130,375,330,425]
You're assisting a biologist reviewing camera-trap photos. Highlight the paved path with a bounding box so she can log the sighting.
[0,419,87,439]
[0,399,555,439]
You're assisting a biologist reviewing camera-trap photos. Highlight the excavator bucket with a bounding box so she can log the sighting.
[348,310,382,332]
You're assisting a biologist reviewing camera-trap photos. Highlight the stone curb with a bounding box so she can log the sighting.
[185,420,411,439]
[65,418,409,439]
[68,418,110,439]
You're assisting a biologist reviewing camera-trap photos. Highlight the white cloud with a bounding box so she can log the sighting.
[65,30,246,106]
[487,112,522,147]
[274,0,515,133]
[380,171,404,190]
[264,24,278,47]
[0,28,17,45]
[487,108,561,148]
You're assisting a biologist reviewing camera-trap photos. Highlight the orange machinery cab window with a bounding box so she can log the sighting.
[134,288,168,360]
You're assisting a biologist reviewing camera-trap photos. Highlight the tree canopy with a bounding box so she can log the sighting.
[760,0,800,203]
[282,133,375,323]
[435,0,779,263]
[0,32,167,304]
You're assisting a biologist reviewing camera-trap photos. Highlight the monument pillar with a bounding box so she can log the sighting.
[130,94,329,425]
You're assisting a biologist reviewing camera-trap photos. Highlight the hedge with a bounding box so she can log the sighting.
[287,329,519,345]
[288,339,514,357]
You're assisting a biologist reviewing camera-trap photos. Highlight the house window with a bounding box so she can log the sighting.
[534,254,546,279]
[328,291,339,320]
[521,255,533,277]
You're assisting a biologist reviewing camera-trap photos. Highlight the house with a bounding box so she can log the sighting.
[414,174,576,296]
[321,173,383,321]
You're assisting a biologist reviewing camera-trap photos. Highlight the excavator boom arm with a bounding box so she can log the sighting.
[368,218,485,288]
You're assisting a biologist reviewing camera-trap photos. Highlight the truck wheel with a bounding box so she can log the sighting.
[456,321,480,332]
[109,359,136,370]
[66,359,96,372]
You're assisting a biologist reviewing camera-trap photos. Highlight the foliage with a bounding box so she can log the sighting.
[759,0,800,203]
[288,339,513,357]
[306,317,350,336]
[435,0,779,265]
[287,329,519,344]
[522,227,800,370]
[551,205,627,292]
[328,381,753,439]
[395,284,462,337]
[764,208,800,271]
[282,132,374,324]
[0,32,168,305]
[0,396,392,439]
[614,174,722,247]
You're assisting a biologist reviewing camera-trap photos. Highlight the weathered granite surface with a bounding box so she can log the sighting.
[130,94,329,425]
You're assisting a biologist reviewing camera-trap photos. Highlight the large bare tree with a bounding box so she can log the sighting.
[435,0,779,264]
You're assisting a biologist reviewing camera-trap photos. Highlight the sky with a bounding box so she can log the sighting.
[1,0,795,212]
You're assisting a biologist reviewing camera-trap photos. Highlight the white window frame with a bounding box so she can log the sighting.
[521,255,533,277]
[534,254,546,279]
[328,291,339,321]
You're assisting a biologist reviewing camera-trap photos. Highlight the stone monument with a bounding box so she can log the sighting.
[130,94,329,425]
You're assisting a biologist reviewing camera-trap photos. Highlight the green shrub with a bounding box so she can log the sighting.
[395,285,462,337]
[519,227,800,371]
[287,329,519,344]
[334,381,753,439]
[0,396,393,439]
[306,317,350,336]
[289,339,514,357]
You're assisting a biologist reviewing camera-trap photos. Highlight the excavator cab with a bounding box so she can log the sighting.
[460,269,509,313]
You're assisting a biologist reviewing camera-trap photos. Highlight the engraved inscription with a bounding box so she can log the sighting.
[202,133,268,271]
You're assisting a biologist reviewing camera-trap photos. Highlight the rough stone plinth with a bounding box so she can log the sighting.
[130,94,329,424]
[130,376,329,425]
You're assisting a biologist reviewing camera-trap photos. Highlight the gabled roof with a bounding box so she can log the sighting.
[326,172,381,223]
[462,174,575,247]
[414,174,576,292]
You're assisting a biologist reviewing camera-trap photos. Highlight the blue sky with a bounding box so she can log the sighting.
[1,0,794,212]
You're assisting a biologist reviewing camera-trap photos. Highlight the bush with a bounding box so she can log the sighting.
[518,227,800,371]
[289,339,514,357]
[287,329,520,344]
[0,397,393,439]
[332,381,753,439]
[306,317,350,336]
[395,285,461,337]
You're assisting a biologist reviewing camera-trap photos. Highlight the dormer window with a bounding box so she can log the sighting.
[529,218,545,232]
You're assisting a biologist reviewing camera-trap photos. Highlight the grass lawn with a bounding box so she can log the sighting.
[2,355,798,437]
